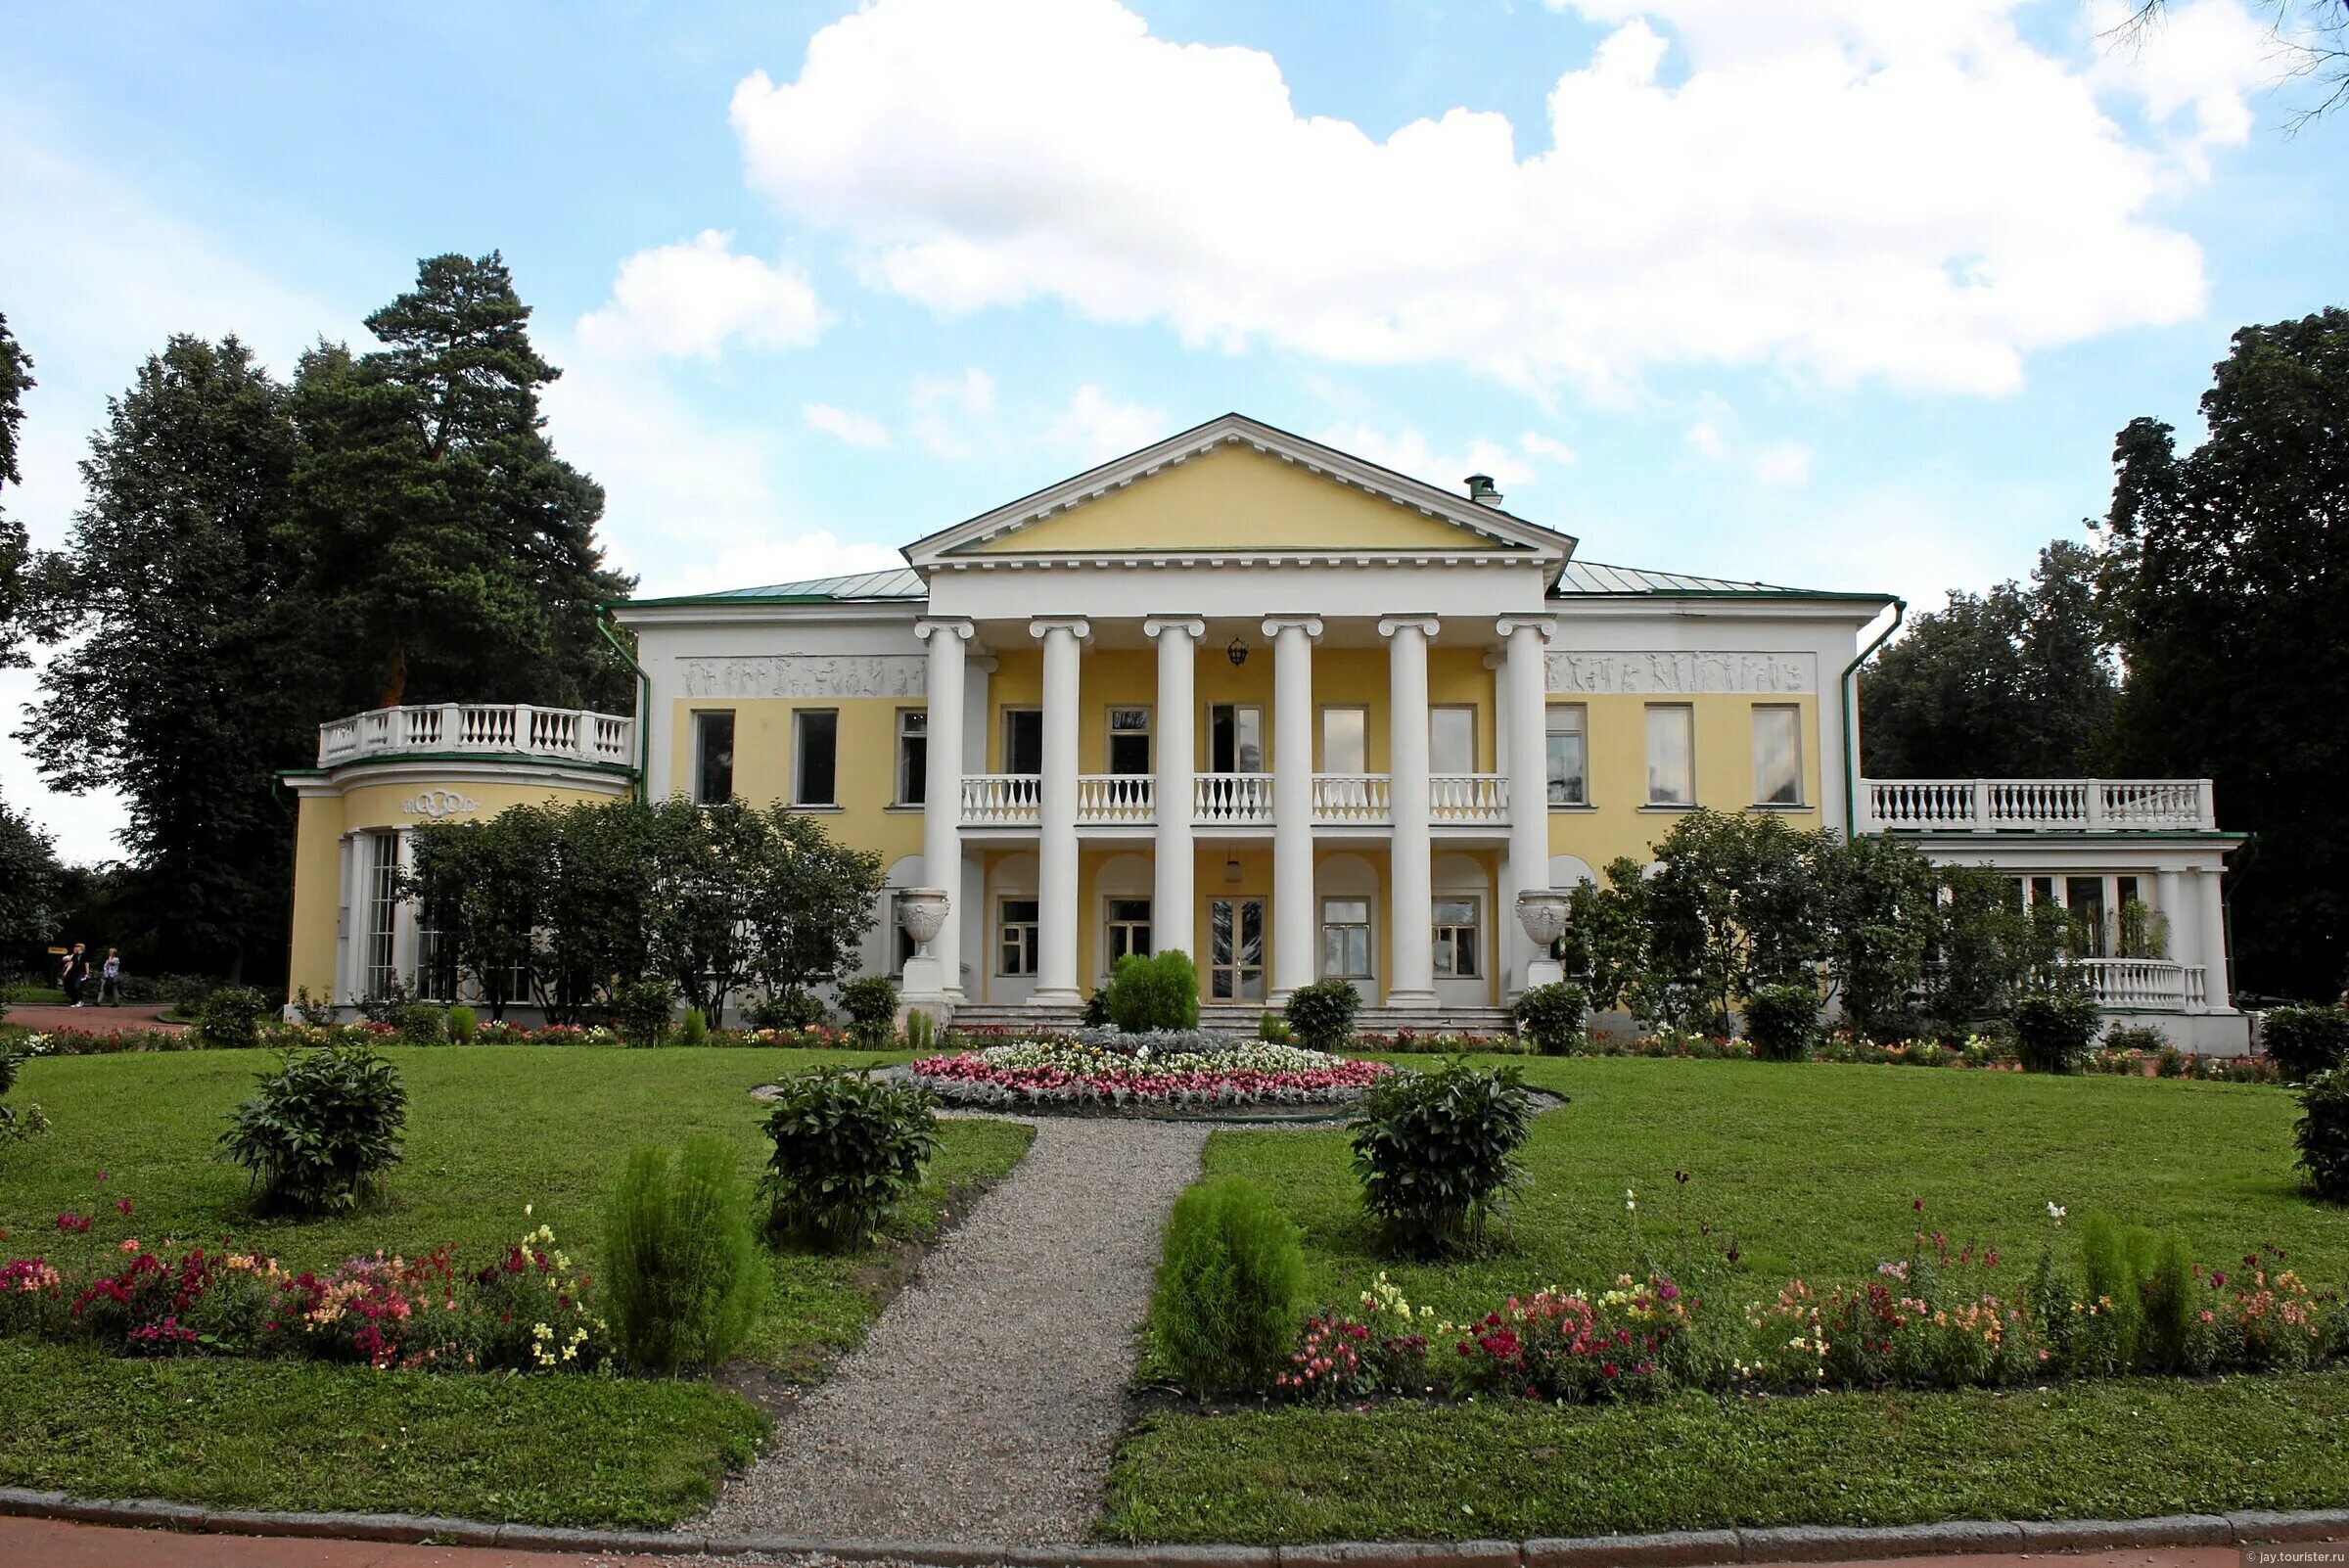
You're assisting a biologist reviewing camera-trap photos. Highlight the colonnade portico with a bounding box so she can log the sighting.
[909,611,1554,1010]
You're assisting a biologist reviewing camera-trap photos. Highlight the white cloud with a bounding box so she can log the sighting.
[1317,422,1537,496]
[729,0,2272,396]
[576,229,826,360]
[1683,420,1727,460]
[648,532,906,600]
[2088,0,2278,160]
[803,401,891,447]
[1519,432,1579,465]
[908,366,997,456]
[1045,385,1166,464]
[1753,440,1814,485]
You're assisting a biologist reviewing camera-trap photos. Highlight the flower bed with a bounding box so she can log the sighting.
[912,1036,1392,1110]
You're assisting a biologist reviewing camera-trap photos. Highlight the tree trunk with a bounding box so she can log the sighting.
[380,642,407,709]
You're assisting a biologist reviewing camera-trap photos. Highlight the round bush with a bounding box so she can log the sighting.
[1106,949,1201,1033]
[1743,984,1820,1062]
[2297,1068,2349,1202]
[761,1071,938,1248]
[196,986,273,1050]
[1150,1176,1306,1392]
[391,1000,447,1045]
[444,1003,478,1043]
[2013,988,2101,1075]
[1350,1059,1534,1257]
[1285,978,1360,1052]
[2264,1005,2349,1082]
[218,1046,407,1215]
[838,974,900,1048]
[609,977,676,1047]
[1513,982,1589,1055]
[753,988,828,1031]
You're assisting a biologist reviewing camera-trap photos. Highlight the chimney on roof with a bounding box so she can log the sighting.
[1465,473,1502,507]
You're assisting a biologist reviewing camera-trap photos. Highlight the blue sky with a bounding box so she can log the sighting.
[3,0,2343,861]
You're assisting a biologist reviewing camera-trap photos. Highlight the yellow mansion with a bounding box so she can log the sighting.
[281,415,2247,1047]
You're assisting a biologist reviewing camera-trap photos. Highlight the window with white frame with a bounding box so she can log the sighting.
[998,899,1040,976]
[1430,706,1477,774]
[1320,706,1366,773]
[1545,704,1588,806]
[693,711,735,806]
[1105,898,1152,966]
[794,709,839,806]
[1107,707,1151,775]
[363,831,400,999]
[1208,704,1264,772]
[1751,704,1803,807]
[1321,898,1372,979]
[1003,709,1043,774]
[896,709,927,806]
[1645,704,1695,807]
[1431,898,1481,979]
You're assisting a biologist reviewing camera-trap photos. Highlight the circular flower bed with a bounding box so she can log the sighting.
[910,1035,1393,1111]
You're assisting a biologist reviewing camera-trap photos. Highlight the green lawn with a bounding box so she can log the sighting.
[0,1046,1034,1525]
[1106,1373,2349,1543]
[1203,1055,2346,1322]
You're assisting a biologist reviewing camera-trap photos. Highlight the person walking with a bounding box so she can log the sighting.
[59,943,91,1007]
[97,948,123,1006]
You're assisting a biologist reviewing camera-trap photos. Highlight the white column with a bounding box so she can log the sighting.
[335,830,358,1008]
[1266,616,1322,1003]
[2196,865,2232,1010]
[1497,616,1555,999]
[2155,866,2192,986]
[914,619,973,1005]
[1146,618,1204,965]
[1031,618,1088,1005]
[1381,617,1439,1010]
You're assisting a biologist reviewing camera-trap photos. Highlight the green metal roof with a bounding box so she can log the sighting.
[1550,559,1891,601]
[625,568,925,607]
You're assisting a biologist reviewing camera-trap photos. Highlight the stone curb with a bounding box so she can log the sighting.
[2,1490,2347,1565]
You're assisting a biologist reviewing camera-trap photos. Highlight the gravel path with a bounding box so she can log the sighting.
[702,1116,1210,1546]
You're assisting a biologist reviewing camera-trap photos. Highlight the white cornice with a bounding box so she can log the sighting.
[290,759,636,797]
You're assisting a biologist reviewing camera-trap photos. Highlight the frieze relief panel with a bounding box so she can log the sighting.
[678,655,928,700]
[1546,650,1816,695]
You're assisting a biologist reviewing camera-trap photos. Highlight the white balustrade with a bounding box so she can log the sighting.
[1428,772,1509,824]
[1312,773,1392,824]
[960,774,1042,825]
[1861,778,2215,832]
[2073,958,2206,1012]
[1193,772,1275,825]
[316,703,634,767]
[1077,773,1154,824]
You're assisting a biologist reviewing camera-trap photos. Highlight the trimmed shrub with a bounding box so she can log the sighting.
[610,977,675,1047]
[1150,1176,1306,1392]
[838,975,900,1048]
[1106,949,1202,1034]
[760,1071,938,1248]
[601,1133,766,1373]
[753,988,828,1031]
[1286,978,1360,1052]
[392,1001,447,1046]
[444,1003,478,1043]
[2103,1022,2170,1055]
[1743,984,1819,1062]
[2013,988,2101,1074]
[677,1006,709,1047]
[1351,1059,1534,1257]
[2297,1068,2349,1202]
[2264,1005,2349,1082]
[218,1046,407,1215]
[1513,982,1589,1055]
[196,986,273,1050]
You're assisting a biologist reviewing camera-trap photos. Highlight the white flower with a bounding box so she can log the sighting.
[1624,1187,1636,1212]
[2047,1202,2067,1225]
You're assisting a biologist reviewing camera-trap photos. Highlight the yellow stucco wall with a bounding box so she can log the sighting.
[1546,692,1823,872]
[666,696,925,868]
[970,445,1511,554]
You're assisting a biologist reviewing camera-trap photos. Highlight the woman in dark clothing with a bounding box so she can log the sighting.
[60,943,91,1007]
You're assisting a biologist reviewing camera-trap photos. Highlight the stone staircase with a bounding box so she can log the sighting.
[942,1001,1516,1039]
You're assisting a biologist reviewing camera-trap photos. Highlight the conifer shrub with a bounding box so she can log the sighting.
[677,1006,709,1046]
[392,1001,447,1045]
[601,1134,765,1372]
[1106,950,1202,1033]
[444,1003,477,1043]
[1512,982,1589,1055]
[1150,1176,1306,1392]
[761,1071,938,1248]
[218,1046,407,1215]
[1285,978,1360,1052]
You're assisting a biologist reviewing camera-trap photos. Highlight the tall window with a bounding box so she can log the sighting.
[1545,704,1588,806]
[1105,898,1153,966]
[363,831,400,999]
[1208,704,1263,771]
[1322,898,1371,979]
[1003,709,1043,774]
[693,712,735,806]
[1320,707,1366,772]
[794,710,839,806]
[1432,898,1481,979]
[896,709,927,806]
[1751,705,1802,807]
[1430,707,1476,773]
[998,899,1039,975]
[1107,707,1151,774]
[1644,704,1695,806]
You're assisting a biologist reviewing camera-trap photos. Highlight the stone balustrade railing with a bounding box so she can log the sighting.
[317,704,635,768]
[1859,777,2216,832]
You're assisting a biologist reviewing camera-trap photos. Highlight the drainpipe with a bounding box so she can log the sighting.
[595,604,652,800]
[1839,597,1906,839]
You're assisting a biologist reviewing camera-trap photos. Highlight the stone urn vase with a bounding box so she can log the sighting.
[1514,888,1571,949]
[897,888,950,957]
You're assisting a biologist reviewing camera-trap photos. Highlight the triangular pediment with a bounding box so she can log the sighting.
[901,413,1576,567]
